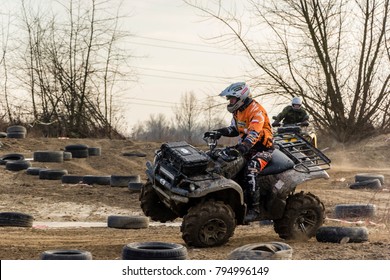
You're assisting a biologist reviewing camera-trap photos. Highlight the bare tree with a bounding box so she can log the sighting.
[16,0,133,137]
[184,0,390,143]
[202,94,227,131]
[174,91,202,143]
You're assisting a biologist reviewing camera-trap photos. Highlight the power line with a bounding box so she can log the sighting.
[129,41,244,56]
[126,102,173,108]
[140,73,227,84]
[134,66,241,80]
[130,34,220,50]
[130,98,178,105]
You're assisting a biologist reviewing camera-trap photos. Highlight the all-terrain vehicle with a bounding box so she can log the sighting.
[272,116,318,148]
[139,132,331,248]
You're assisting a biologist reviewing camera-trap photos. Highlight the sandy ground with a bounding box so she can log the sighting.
[0,135,389,260]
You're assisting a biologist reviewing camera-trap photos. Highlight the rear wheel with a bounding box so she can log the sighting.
[139,181,178,222]
[274,192,324,241]
[181,200,236,248]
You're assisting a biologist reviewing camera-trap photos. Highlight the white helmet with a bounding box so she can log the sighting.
[291,97,302,110]
[219,82,251,113]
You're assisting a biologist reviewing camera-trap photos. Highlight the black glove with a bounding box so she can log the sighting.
[272,121,280,127]
[301,120,309,126]
[235,144,249,155]
[203,131,222,139]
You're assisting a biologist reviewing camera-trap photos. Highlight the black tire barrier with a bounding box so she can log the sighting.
[0,212,33,227]
[227,242,293,260]
[6,125,27,134]
[107,215,149,229]
[65,144,89,158]
[0,153,25,165]
[39,169,68,180]
[349,179,382,190]
[7,132,26,139]
[33,151,64,163]
[355,173,385,185]
[122,152,147,157]
[63,152,73,161]
[61,175,84,184]
[128,182,143,192]
[122,242,188,260]
[0,132,7,138]
[5,160,32,171]
[88,147,101,156]
[316,226,369,243]
[82,175,111,185]
[110,175,140,187]
[26,167,48,176]
[334,204,376,219]
[40,249,93,260]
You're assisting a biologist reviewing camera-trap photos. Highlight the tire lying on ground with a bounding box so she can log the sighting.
[355,173,385,185]
[6,125,27,134]
[0,212,33,227]
[122,152,147,157]
[63,151,72,161]
[334,204,376,219]
[40,249,93,260]
[82,175,111,185]
[0,153,24,165]
[110,174,140,187]
[107,215,149,229]
[61,175,84,184]
[26,167,48,176]
[128,182,143,192]
[122,242,188,260]
[5,160,32,171]
[64,144,89,158]
[6,132,26,139]
[7,125,27,139]
[227,242,293,260]
[316,226,369,243]
[39,169,68,180]
[33,151,64,163]
[88,147,101,156]
[349,179,382,190]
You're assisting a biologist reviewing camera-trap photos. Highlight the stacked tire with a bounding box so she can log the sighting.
[349,173,384,190]
[6,125,27,139]
[64,144,89,158]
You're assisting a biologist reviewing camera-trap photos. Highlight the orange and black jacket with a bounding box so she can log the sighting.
[217,98,274,152]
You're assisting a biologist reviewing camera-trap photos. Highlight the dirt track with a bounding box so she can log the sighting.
[0,136,389,260]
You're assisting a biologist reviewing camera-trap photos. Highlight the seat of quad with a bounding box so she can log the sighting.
[261,149,295,176]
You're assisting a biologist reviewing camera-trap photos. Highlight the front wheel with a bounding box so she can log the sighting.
[139,180,178,222]
[273,192,324,241]
[181,200,236,248]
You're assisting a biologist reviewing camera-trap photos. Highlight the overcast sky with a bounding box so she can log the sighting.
[122,0,253,132]
[2,0,283,135]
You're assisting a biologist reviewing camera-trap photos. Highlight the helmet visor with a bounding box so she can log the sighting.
[227,96,238,105]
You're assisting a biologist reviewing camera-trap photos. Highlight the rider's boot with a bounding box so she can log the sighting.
[244,178,261,223]
[244,204,260,223]
[243,158,265,223]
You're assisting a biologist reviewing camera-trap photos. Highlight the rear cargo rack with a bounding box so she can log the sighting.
[274,133,331,173]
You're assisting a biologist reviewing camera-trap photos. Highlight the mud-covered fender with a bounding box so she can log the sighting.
[273,168,329,196]
[187,176,245,205]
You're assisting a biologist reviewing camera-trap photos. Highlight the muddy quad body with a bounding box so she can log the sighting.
[140,132,331,248]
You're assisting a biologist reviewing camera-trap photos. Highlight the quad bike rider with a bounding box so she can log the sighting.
[139,83,331,248]
[272,97,317,148]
